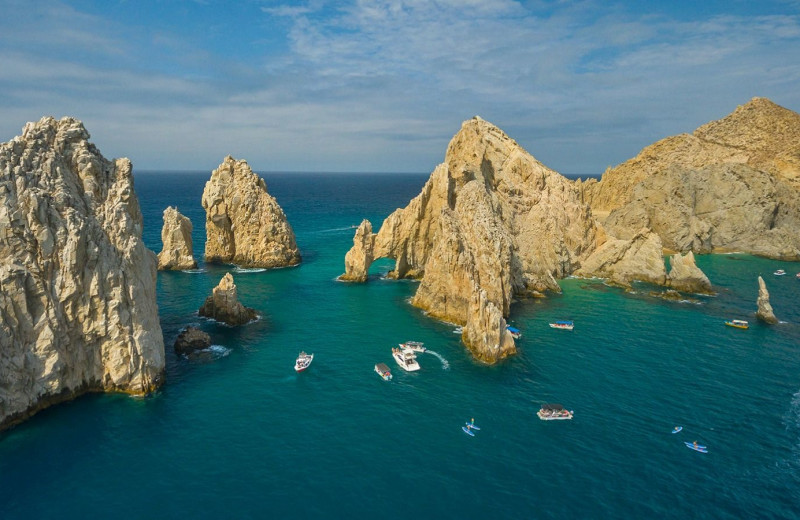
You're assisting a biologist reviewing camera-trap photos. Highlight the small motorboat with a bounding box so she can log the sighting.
[724,319,749,329]
[399,341,425,352]
[294,351,314,372]
[392,347,420,372]
[506,326,521,339]
[549,320,574,331]
[374,362,392,381]
[537,404,573,421]
[774,269,786,276]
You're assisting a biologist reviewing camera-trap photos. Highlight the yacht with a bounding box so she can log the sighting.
[294,351,314,372]
[399,341,425,353]
[392,347,420,372]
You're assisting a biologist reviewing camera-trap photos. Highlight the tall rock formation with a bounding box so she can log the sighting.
[201,156,300,268]
[157,206,197,270]
[0,116,164,431]
[666,251,713,294]
[342,116,597,362]
[583,98,800,259]
[339,220,375,282]
[199,273,258,326]
[755,276,779,324]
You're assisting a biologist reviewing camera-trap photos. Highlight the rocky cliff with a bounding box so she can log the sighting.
[202,156,300,268]
[583,98,800,259]
[342,116,596,362]
[0,116,164,430]
[157,206,197,270]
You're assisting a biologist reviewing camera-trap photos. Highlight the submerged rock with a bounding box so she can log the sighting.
[157,206,197,270]
[174,327,212,355]
[202,156,300,268]
[755,276,779,324]
[666,251,712,294]
[199,272,258,326]
[0,116,164,431]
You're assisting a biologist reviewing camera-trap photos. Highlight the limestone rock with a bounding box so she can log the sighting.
[0,116,164,431]
[174,326,212,355]
[202,156,300,268]
[157,206,197,270]
[755,276,779,324]
[199,273,258,326]
[575,229,667,287]
[584,98,800,260]
[666,251,713,294]
[339,219,375,282]
[343,116,595,362]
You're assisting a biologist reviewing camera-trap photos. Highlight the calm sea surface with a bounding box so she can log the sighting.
[1,171,799,519]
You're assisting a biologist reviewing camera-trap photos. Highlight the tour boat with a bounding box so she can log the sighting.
[392,347,420,372]
[537,404,574,421]
[374,363,392,381]
[294,351,314,372]
[774,269,786,276]
[507,326,521,339]
[399,341,425,352]
[724,319,749,329]
[549,320,574,331]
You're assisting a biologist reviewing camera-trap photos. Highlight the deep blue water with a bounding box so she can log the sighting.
[2,171,800,519]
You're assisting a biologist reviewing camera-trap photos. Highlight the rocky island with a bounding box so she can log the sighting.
[202,156,300,268]
[343,98,798,363]
[199,273,258,326]
[157,206,197,270]
[0,117,164,431]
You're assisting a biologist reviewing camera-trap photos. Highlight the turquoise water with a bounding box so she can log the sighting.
[2,172,799,519]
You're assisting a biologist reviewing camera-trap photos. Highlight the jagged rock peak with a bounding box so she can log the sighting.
[202,156,300,268]
[198,272,258,326]
[755,276,779,324]
[339,219,375,282]
[667,251,712,294]
[157,206,196,270]
[0,116,165,431]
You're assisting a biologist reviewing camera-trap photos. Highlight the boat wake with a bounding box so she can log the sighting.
[233,267,267,273]
[181,268,207,274]
[314,225,358,234]
[425,350,450,370]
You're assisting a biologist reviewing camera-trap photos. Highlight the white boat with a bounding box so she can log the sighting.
[375,363,392,381]
[294,351,313,372]
[537,403,573,421]
[774,269,786,276]
[549,320,574,331]
[392,347,420,372]
[399,341,425,352]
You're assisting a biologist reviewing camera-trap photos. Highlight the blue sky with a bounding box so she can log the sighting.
[1,0,799,174]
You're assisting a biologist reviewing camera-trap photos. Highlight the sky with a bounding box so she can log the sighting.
[1,0,799,174]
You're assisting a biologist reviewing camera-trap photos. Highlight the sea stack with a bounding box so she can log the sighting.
[755,276,779,324]
[157,206,197,270]
[199,272,258,326]
[201,156,300,268]
[0,116,165,431]
[666,251,713,294]
[339,219,375,282]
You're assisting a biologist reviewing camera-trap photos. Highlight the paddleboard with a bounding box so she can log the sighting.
[466,422,480,431]
[462,426,475,436]
[684,442,707,452]
[672,426,683,434]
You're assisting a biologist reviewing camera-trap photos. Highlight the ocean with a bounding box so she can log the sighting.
[1,171,799,519]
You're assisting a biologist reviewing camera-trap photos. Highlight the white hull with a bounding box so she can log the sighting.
[393,349,420,372]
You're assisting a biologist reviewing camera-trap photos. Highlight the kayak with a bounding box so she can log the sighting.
[466,422,480,431]
[462,426,475,436]
[672,426,683,434]
[684,442,707,453]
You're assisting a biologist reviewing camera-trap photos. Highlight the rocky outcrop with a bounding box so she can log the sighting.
[174,327,212,355]
[666,251,712,294]
[199,273,258,326]
[343,116,596,362]
[583,98,800,260]
[575,229,667,288]
[755,276,779,324]
[157,206,197,270]
[0,116,164,431]
[202,156,300,268]
[339,220,375,282]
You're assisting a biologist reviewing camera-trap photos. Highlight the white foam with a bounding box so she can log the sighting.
[425,350,450,370]
[233,267,267,273]
[181,268,207,274]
